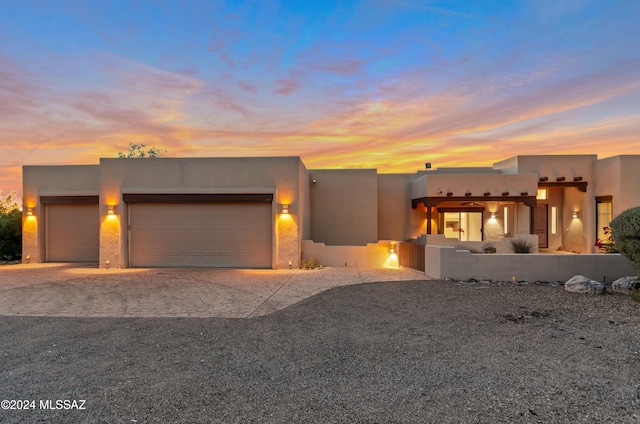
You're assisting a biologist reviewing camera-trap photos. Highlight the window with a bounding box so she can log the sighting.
[595,196,613,241]
[536,189,547,200]
[442,211,483,241]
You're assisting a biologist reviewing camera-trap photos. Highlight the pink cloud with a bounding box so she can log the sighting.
[274,76,300,95]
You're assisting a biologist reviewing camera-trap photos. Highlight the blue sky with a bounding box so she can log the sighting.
[1,0,639,191]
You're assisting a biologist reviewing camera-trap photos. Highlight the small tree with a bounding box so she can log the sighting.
[0,190,22,261]
[609,206,640,276]
[118,143,166,158]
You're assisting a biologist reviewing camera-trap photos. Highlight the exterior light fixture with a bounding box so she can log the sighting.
[572,211,579,219]
[27,207,34,216]
[389,242,397,255]
[490,212,496,220]
[107,205,116,215]
[281,204,289,214]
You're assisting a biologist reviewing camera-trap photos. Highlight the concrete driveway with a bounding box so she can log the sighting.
[0,263,429,318]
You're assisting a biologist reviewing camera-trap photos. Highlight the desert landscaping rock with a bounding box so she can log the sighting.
[564,275,606,294]
[612,276,640,295]
[1,266,639,422]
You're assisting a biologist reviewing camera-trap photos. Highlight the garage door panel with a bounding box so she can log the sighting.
[47,204,100,262]
[129,203,272,268]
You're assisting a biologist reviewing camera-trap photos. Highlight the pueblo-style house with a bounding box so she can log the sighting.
[22,154,640,270]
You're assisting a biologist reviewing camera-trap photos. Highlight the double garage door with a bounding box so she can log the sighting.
[43,195,273,268]
[128,201,273,268]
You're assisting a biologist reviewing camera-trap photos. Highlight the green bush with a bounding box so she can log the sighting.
[508,238,535,254]
[0,191,22,261]
[482,244,497,254]
[609,206,640,276]
[300,257,321,269]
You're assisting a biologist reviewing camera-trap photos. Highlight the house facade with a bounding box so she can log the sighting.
[22,154,640,269]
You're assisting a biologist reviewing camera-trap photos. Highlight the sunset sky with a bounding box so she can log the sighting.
[1,0,640,193]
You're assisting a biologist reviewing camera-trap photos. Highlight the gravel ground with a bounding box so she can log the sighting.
[1,279,639,423]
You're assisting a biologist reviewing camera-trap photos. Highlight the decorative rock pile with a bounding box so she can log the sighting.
[564,275,606,294]
[611,276,640,295]
[564,275,640,296]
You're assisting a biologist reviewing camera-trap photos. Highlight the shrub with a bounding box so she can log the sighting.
[609,206,640,276]
[0,191,22,261]
[482,244,497,254]
[508,238,535,254]
[300,257,321,269]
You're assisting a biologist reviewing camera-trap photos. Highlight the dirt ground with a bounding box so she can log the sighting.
[1,279,639,423]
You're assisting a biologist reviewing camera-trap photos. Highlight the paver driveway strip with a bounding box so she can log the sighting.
[0,263,429,318]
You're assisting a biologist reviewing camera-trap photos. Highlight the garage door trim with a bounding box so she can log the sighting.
[41,195,99,204]
[122,193,273,204]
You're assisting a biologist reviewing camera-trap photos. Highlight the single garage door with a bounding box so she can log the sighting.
[46,203,100,262]
[129,202,272,268]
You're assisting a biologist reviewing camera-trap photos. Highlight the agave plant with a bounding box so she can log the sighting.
[508,238,535,254]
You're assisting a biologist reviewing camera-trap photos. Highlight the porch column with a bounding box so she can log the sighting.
[426,206,432,234]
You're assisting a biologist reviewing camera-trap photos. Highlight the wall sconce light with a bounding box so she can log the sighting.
[572,211,579,219]
[27,207,34,216]
[107,205,116,215]
[281,204,289,214]
[490,212,497,220]
[390,242,397,254]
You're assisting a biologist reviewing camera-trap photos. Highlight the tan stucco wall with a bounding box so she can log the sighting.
[309,169,378,246]
[301,240,398,268]
[414,173,538,198]
[99,157,306,269]
[377,172,429,242]
[495,155,598,252]
[494,154,597,180]
[595,155,640,215]
[425,245,635,282]
[22,165,100,263]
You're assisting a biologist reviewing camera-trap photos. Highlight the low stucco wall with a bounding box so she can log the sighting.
[425,245,635,282]
[426,234,539,253]
[301,240,398,268]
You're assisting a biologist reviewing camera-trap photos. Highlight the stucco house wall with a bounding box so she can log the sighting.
[99,157,306,269]
[595,155,640,216]
[421,173,538,198]
[377,174,411,241]
[495,155,597,253]
[22,165,100,263]
[308,169,378,246]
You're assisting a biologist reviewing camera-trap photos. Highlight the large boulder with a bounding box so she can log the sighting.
[565,275,606,295]
[612,276,640,295]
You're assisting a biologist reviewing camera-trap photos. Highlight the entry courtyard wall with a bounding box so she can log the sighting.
[424,245,635,282]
